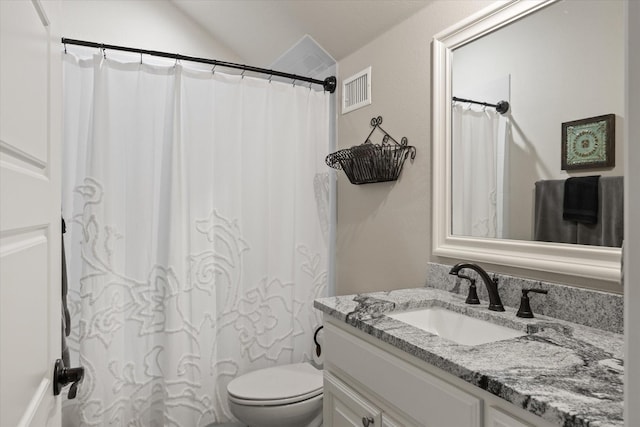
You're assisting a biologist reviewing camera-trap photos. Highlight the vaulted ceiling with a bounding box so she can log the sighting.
[171,0,432,66]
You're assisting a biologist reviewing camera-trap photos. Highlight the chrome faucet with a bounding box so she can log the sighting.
[449,263,505,311]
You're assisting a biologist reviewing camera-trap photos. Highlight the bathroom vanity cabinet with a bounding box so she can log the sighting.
[324,372,404,427]
[322,318,557,427]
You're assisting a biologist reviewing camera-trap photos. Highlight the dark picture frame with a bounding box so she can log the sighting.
[561,114,615,170]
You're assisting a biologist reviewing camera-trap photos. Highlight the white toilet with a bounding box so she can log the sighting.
[227,362,323,427]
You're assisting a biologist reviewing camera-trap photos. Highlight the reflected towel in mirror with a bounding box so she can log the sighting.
[534,176,623,247]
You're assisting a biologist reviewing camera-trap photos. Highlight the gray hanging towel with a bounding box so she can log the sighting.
[534,179,577,244]
[563,175,600,224]
[62,217,71,367]
[575,176,624,247]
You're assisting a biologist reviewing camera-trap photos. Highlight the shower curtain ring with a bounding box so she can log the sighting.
[268,74,273,84]
[241,69,246,79]
[292,79,296,87]
[140,52,143,65]
[101,44,106,59]
[212,64,217,75]
[64,43,67,54]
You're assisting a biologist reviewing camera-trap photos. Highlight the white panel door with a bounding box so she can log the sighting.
[0,0,62,426]
[625,3,640,426]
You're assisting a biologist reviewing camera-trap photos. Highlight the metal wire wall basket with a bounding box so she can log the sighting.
[325,116,416,185]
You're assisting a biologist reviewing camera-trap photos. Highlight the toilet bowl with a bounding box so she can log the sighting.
[227,363,323,427]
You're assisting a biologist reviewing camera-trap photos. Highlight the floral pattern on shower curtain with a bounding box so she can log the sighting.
[61,52,330,426]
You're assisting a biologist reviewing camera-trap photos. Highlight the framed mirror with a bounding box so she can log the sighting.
[432,0,623,282]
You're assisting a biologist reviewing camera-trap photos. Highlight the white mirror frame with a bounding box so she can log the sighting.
[432,0,622,283]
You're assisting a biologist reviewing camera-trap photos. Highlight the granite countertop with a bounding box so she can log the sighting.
[314,287,624,427]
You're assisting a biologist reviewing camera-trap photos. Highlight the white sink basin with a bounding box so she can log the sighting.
[387,306,527,346]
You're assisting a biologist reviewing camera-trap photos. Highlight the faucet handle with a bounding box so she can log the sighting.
[516,288,548,318]
[458,273,480,305]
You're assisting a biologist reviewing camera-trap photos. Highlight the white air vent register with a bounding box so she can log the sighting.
[342,67,371,114]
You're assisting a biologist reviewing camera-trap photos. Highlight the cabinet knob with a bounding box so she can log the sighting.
[362,416,374,426]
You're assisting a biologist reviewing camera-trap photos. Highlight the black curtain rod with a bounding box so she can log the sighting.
[452,96,510,114]
[61,38,337,94]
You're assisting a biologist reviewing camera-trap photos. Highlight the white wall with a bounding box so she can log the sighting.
[335,1,493,295]
[453,0,624,241]
[60,0,241,62]
[624,0,640,424]
[335,0,626,294]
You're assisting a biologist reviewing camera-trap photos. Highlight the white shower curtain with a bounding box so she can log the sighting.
[61,52,330,426]
[451,104,508,238]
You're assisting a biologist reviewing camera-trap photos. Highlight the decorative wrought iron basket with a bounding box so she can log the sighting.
[325,116,416,185]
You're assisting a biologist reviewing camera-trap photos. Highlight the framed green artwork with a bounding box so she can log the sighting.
[561,114,615,170]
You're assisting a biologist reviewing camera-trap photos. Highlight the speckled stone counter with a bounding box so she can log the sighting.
[427,263,623,334]
[314,287,623,427]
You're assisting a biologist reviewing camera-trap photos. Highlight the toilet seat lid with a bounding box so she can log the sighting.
[227,363,323,402]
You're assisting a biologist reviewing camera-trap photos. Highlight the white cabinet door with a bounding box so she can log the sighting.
[486,406,533,427]
[0,0,61,426]
[324,372,382,427]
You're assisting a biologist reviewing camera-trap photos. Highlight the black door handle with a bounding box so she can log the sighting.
[53,359,84,399]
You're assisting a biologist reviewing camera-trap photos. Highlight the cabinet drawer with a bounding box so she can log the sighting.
[325,323,481,427]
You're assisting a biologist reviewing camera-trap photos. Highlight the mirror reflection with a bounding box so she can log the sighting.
[451,0,624,248]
